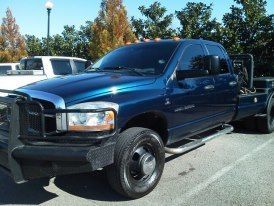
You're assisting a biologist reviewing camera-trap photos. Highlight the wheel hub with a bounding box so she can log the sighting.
[140,153,156,176]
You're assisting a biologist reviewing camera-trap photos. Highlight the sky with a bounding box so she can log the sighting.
[0,0,274,38]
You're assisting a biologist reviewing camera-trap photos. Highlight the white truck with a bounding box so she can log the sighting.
[0,56,89,92]
[0,63,20,75]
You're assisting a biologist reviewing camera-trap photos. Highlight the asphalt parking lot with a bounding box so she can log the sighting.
[0,128,273,206]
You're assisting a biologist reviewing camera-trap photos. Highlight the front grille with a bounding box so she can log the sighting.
[19,99,57,137]
[0,103,10,132]
[19,101,44,136]
[33,99,57,135]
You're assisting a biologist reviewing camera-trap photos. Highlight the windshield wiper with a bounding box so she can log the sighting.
[102,66,145,76]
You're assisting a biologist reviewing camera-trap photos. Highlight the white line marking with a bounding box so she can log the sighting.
[175,138,274,204]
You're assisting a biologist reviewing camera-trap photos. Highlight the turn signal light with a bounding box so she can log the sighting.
[155,38,161,42]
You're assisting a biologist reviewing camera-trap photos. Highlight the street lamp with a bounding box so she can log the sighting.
[45,1,54,56]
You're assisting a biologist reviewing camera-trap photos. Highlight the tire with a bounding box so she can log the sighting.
[257,98,274,134]
[242,116,257,131]
[106,127,165,199]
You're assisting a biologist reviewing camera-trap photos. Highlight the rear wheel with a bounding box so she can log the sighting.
[106,127,165,199]
[257,98,274,133]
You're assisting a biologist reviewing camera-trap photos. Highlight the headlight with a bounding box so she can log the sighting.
[67,102,119,132]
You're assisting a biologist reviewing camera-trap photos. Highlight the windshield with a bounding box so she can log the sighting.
[20,58,43,70]
[89,42,179,76]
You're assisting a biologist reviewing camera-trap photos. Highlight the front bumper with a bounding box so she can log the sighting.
[0,136,115,182]
[0,90,117,183]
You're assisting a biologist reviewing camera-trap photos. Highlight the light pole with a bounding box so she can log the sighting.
[45,1,54,56]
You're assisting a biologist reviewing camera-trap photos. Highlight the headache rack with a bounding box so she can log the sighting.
[0,89,117,143]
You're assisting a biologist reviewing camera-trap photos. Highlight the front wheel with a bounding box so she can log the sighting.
[107,127,165,199]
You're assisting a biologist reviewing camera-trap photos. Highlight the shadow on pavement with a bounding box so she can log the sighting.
[0,168,57,205]
[54,171,129,202]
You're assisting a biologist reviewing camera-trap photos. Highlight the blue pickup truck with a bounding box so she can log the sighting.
[0,39,273,199]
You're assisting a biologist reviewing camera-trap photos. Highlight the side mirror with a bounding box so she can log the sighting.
[85,60,93,69]
[205,55,220,75]
[176,69,209,80]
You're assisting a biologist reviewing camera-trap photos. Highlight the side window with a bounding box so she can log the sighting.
[0,66,12,75]
[206,45,229,74]
[74,60,86,72]
[179,44,205,71]
[51,60,72,75]
[26,59,43,70]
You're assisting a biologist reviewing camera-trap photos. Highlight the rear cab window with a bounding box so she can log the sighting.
[51,59,72,75]
[0,66,12,75]
[20,58,43,70]
[205,44,230,74]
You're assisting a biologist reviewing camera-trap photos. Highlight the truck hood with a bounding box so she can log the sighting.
[18,72,156,103]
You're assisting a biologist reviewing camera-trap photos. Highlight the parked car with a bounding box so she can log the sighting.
[0,56,90,93]
[0,63,19,75]
[0,39,273,199]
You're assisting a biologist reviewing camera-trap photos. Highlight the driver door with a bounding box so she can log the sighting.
[168,44,217,142]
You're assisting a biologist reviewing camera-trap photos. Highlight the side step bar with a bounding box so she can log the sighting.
[165,124,234,155]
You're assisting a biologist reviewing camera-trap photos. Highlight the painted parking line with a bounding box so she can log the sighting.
[174,138,274,205]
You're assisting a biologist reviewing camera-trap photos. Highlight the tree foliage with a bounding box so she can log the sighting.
[89,0,135,60]
[176,2,222,41]
[2,0,273,77]
[132,2,175,39]
[223,0,274,76]
[0,8,26,63]
[24,21,93,59]
[25,35,43,56]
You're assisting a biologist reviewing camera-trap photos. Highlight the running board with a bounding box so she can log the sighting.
[165,124,234,155]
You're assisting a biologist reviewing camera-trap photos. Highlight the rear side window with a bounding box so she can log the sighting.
[0,66,12,75]
[74,61,86,72]
[206,45,229,74]
[178,44,205,71]
[51,59,72,75]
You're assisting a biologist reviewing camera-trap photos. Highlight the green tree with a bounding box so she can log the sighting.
[25,22,93,59]
[0,8,26,62]
[176,2,222,41]
[50,35,65,56]
[25,35,43,56]
[132,2,175,39]
[90,0,136,60]
[77,21,93,60]
[223,0,274,76]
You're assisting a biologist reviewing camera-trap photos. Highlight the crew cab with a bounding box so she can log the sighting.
[0,56,89,93]
[0,39,273,199]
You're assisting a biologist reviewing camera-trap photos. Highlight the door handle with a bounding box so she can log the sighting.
[204,85,215,90]
[229,81,237,87]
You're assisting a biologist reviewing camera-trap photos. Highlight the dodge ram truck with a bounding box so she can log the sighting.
[0,39,273,199]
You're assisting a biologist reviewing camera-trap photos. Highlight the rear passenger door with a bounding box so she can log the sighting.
[205,44,237,124]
